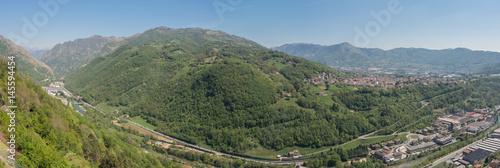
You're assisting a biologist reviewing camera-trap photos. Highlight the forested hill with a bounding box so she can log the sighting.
[272,43,500,74]
[40,35,129,75]
[0,60,180,167]
[65,27,455,155]
[0,35,53,81]
[475,63,500,75]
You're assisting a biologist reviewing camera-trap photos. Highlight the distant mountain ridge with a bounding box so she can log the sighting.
[0,35,53,80]
[40,35,131,75]
[24,47,51,60]
[272,43,500,74]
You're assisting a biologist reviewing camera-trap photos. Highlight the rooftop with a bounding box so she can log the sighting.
[463,149,492,164]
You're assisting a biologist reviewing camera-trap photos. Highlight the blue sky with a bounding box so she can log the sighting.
[1,0,500,52]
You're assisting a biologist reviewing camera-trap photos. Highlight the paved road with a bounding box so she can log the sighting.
[429,141,477,168]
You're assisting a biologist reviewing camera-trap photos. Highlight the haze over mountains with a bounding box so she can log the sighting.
[272,43,500,75]
[0,35,53,80]
[24,47,51,60]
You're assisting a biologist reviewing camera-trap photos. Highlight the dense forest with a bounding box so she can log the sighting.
[65,27,463,155]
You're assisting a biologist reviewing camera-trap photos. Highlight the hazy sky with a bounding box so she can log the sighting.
[1,0,499,51]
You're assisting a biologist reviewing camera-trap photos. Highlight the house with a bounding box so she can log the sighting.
[284,93,292,97]
[370,144,380,150]
[373,150,392,163]
[394,139,402,144]
[423,137,432,142]
[289,150,301,158]
[124,114,130,118]
[382,147,390,151]
[115,110,119,114]
[386,140,394,146]
[473,164,481,168]
[283,150,301,158]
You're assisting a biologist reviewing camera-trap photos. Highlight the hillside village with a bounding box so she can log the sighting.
[305,72,464,89]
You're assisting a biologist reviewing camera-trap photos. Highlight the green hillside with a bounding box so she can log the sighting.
[0,60,184,167]
[65,27,459,155]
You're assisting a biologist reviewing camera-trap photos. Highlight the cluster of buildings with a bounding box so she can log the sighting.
[370,139,405,163]
[437,109,496,134]
[304,72,336,85]
[371,130,462,163]
[329,65,471,76]
[406,132,456,154]
[449,128,500,167]
[304,72,464,89]
[369,106,499,165]
[42,82,71,106]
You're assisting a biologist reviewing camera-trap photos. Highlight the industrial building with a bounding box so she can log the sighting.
[491,133,500,139]
[463,149,492,164]
[475,138,500,152]
[407,142,437,154]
